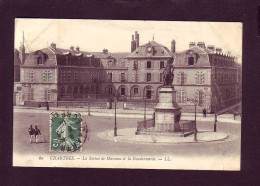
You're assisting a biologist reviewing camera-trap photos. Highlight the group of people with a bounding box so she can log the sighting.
[28,125,41,144]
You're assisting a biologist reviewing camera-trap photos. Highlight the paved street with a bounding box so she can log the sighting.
[13,107,241,169]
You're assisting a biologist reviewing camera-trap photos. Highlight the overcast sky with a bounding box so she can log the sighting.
[15,19,242,62]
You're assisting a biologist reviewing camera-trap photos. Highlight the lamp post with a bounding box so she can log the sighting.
[214,96,217,132]
[114,97,117,137]
[144,97,147,129]
[193,99,198,141]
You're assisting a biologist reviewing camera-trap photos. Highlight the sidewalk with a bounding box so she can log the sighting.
[13,105,241,123]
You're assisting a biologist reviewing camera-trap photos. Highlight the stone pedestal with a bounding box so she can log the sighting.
[154,86,181,133]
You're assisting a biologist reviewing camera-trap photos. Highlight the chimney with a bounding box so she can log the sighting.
[189,42,196,48]
[207,45,215,52]
[50,42,56,50]
[19,32,25,64]
[197,42,206,49]
[171,40,176,53]
[135,31,139,48]
[70,46,74,50]
[76,46,80,52]
[131,35,136,52]
[216,48,222,53]
[19,43,25,64]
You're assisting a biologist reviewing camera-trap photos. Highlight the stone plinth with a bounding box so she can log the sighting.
[154,86,181,133]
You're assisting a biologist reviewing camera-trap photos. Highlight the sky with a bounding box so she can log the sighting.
[15,19,242,63]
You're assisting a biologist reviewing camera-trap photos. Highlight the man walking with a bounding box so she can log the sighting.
[203,108,207,118]
[34,125,41,144]
[28,125,35,143]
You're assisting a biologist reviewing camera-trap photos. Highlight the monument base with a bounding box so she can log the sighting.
[136,86,183,135]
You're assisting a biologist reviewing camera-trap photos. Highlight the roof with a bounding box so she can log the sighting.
[92,52,130,59]
[127,40,173,58]
[179,46,214,55]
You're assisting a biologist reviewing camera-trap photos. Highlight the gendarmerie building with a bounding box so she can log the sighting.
[14,31,242,112]
[173,42,242,112]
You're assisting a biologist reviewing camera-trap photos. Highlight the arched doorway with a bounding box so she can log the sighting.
[130,85,140,100]
[143,85,154,100]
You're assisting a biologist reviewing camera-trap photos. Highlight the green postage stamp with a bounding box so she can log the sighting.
[50,112,83,152]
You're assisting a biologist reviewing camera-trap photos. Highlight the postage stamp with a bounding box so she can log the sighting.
[50,112,83,152]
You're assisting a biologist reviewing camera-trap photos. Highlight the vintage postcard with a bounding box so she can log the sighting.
[13,19,242,170]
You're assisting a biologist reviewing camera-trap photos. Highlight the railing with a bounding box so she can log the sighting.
[181,120,195,136]
[136,119,155,132]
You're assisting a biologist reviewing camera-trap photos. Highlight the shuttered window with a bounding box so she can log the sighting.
[177,90,186,103]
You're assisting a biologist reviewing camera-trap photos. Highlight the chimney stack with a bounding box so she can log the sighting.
[76,46,80,52]
[131,35,136,52]
[189,42,196,48]
[197,42,206,49]
[216,48,222,53]
[207,45,215,52]
[135,31,139,48]
[70,46,74,50]
[19,32,25,64]
[50,42,56,50]
[171,40,176,53]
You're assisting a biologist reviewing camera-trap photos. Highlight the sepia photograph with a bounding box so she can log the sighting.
[13,18,242,170]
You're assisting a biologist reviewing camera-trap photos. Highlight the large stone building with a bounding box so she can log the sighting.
[17,43,110,106]
[173,42,242,112]
[14,31,242,112]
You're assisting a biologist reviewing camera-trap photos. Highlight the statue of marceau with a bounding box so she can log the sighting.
[163,61,174,86]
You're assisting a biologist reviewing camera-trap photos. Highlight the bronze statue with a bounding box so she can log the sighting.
[163,62,174,86]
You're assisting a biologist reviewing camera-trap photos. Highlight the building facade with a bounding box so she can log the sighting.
[15,32,242,112]
[173,42,242,112]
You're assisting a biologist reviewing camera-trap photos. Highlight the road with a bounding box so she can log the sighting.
[13,109,241,170]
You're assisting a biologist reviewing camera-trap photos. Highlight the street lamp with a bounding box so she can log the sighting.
[144,97,147,129]
[114,96,117,137]
[193,99,198,141]
[214,96,217,132]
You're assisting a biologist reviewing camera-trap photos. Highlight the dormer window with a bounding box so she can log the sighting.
[188,57,194,65]
[37,56,43,65]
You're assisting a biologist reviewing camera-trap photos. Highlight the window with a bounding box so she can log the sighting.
[195,90,204,105]
[160,61,164,69]
[147,61,151,69]
[134,88,138,95]
[121,73,125,82]
[43,71,52,82]
[177,90,186,103]
[108,73,112,82]
[120,87,125,96]
[28,88,34,100]
[44,89,51,100]
[108,61,113,67]
[177,72,187,85]
[147,73,151,82]
[146,89,152,99]
[108,87,113,95]
[134,61,138,70]
[188,57,194,65]
[195,71,205,84]
[27,71,35,82]
[160,73,164,82]
[37,56,43,65]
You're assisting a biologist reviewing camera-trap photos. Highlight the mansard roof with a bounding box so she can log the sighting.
[127,40,173,58]
[179,46,214,55]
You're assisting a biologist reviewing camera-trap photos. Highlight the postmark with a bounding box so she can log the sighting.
[50,112,83,152]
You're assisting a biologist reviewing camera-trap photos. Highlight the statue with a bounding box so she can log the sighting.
[163,62,174,86]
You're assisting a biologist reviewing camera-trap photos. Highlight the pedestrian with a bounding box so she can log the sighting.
[46,101,49,111]
[34,125,41,144]
[203,108,207,118]
[28,125,35,143]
